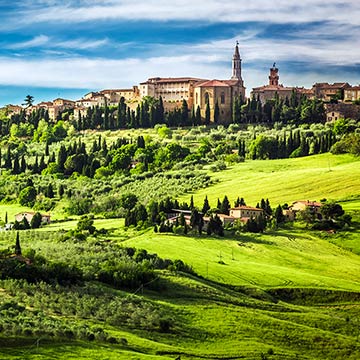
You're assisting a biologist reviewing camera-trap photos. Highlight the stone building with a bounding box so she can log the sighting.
[344,86,360,102]
[193,42,246,123]
[325,103,360,121]
[139,77,206,110]
[312,82,351,102]
[251,64,313,104]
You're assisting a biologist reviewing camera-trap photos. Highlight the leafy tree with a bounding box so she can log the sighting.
[76,214,96,234]
[120,193,138,210]
[30,212,42,229]
[274,205,285,225]
[23,95,34,108]
[320,202,344,220]
[18,186,37,207]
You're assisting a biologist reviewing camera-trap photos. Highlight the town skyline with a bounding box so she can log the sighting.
[1,0,360,107]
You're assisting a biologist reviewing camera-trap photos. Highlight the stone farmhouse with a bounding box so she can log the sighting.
[283,200,322,221]
[15,212,51,225]
[167,205,264,228]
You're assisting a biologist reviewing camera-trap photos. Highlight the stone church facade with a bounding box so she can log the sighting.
[193,43,246,123]
[139,43,246,123]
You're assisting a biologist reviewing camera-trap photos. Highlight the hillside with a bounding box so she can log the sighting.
[181,153,360,208]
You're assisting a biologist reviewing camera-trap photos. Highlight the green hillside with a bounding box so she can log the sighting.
[0,152,359,359]
[180,153,360,208]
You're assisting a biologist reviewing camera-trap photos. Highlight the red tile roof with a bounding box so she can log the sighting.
[230,206,263,211]
[197,79,230,87]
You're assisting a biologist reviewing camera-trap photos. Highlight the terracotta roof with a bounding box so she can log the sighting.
[100,89,134,94]
[345,86,360,91]
[53,98,75,102]
[230,206,263,211]
[15,212,50,217]
[197,79,230,87]
[292,200,322,207]
[217,214,235,219]
[141,77,207,85]
[313,82,350,89]
[252,84,294,91]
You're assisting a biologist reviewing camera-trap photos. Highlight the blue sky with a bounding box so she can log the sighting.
[0,0,360,106]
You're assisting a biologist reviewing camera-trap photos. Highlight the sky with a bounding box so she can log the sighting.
[0,0,360,106]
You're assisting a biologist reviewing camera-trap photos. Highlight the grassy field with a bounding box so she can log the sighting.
[122,228,360,291]
[180,153,360,208]
[1,152,360,359]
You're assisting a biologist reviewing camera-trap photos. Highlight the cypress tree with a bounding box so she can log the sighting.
[57,145,67,172]
[58,184,64,198]
[15,232,21,256]
[205,98,210,125]
[4,147,12,169]
[195,105,201,125]
[45,141,50,156]
[214,100,220,123]
[202,195,210,215]
[220,195,230,215]
[5,211,8,224]
[20,155,27,173]
[46,183,54,198]
[217,198,221,210]
[190,195,194,210]
[181,99,189,126]
[12,154,20,174]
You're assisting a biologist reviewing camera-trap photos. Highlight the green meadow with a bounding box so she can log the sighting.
[181,153,360,208]
[0,153,359,359]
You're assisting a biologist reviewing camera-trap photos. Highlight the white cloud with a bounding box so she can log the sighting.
[6,35,108,50]
[12,0,360,26]
[8,35,49,49]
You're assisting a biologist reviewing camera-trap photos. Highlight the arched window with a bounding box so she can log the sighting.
[221,92,225,104]
[204,92,210,104]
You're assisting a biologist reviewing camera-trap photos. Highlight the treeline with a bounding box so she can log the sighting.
[75,96,202,130]
[248,128,336,160]
[0,232,195,290]
[124,194,280,236]
[233,91,326,125]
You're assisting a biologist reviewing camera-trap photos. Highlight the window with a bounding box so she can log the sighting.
[221,92,225,104]
[204,92,210,104]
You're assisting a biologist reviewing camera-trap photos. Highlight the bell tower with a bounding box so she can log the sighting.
[231,41,242,83]
[269,63,279,86]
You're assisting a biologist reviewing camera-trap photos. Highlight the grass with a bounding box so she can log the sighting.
[180,153,360,208]
[0,151,360,359]
[122,228,360,292]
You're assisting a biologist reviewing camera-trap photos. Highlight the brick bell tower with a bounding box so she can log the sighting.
[269,63,279,86]
[231,41,243,84]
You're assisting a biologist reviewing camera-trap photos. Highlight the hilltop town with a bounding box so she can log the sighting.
[4,43,360,125]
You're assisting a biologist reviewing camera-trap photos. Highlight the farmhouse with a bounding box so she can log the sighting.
[284,200,323,221]
[15,212,51,224]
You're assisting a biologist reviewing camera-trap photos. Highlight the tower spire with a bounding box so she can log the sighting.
[269,63,279,86]
[231,41,242,82]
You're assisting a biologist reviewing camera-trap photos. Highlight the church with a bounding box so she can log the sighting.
[192,42,246,123]
[139,43,246,123]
